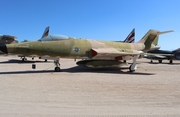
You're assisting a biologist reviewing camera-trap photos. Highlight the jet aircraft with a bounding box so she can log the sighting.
[22,27,134,62]
[0,28,173,72]
[146,48,180,63]
[0,35,17,44]
[20,27,135,62]
[0,35,17,54]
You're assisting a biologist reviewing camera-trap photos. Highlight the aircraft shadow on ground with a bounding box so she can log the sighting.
[0,66,155,75]
[0,59,51,64]
[61,66,155,75]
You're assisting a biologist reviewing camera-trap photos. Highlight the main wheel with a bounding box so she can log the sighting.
[158,60,162,63]
[169,60,173,64]
[54,67,61,72]
[22,58,27,61]
[129,64,136,72]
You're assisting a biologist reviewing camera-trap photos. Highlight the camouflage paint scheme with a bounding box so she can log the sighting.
[0,29,173,71]
[4,30,165,58]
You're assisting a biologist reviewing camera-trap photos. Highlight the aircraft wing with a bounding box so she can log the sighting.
[146,53,173,57]
[145,53,174,60]
[153,55,168,59]
[91,48,141,60]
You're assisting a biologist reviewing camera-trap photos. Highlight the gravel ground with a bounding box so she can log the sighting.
[0,56,180,117]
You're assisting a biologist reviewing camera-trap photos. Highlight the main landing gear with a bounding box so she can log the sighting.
[169,60,173,64]
[129,56,138,72]
[22,57,27,61]
[54,59,61,72]
[158,60,162,63]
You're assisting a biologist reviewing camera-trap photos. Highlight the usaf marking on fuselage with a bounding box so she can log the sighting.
[0,28,173,72]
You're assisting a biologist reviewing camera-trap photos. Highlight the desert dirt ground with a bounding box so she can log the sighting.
[0,55,180,117]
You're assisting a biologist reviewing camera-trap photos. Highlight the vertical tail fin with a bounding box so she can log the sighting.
[123,28,135,43]
[41,26,50,38]
[173,48,180,52]
[138,30,173,52]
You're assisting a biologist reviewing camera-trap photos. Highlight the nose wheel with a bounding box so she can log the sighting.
[22,57,27,61]
[55,67,61,72]
[54,59,61,72]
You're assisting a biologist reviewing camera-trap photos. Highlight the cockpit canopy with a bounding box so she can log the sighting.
[39,34,69,41]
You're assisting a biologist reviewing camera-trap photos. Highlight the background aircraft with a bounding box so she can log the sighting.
[114,28,135,43]
[0,35,17,54]
[18,26,50,61]
[0,35,17,44]
[123,28,135,43]
[145,48,180,63]
[0,28,173,72]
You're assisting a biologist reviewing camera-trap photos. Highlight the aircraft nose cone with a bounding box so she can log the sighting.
[0,44,8,54]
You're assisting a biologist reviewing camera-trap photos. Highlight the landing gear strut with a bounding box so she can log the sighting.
[129,56,138,72]
[54,59,61,72]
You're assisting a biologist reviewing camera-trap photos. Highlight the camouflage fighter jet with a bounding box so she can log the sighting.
[0,28,173,72]
[20,27,135,62]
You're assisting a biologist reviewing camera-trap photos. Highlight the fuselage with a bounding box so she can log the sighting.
[5,37,144,60]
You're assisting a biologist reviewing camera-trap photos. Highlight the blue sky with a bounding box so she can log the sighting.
[1,0,180,50]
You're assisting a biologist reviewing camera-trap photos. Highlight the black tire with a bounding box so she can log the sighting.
[158,60,162,63]
[22,58,27,61]
[129,65,135,72]
[169,60,173,64]
[54,67,61,72]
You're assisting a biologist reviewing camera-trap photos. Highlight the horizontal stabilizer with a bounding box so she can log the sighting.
[146,53,173,56]
[157,30,174,35]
